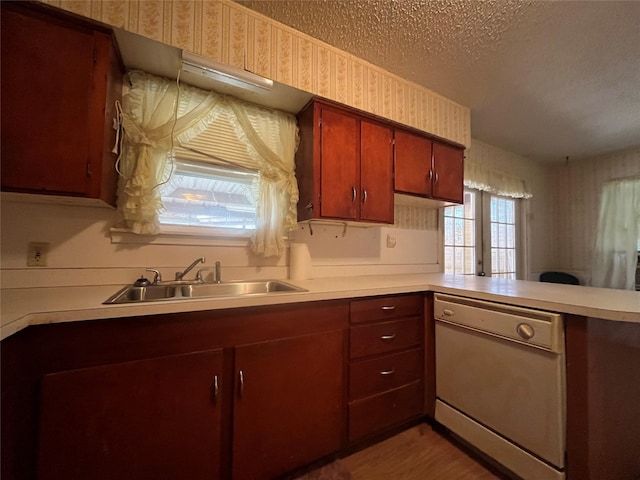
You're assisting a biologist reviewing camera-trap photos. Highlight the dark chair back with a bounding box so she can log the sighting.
[539,271,580,285]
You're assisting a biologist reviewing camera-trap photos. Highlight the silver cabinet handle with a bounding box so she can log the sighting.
[362,189,368,203]
[381,305,396,311]
[517,323,535,340]
[380,334,397,341]
[380,368,395,376]
[212,375,219,401]
[428,170,433,182]
[443,308,455,317]
[351,186,357,202]
[435,172,439,184]
[238,369,244,397]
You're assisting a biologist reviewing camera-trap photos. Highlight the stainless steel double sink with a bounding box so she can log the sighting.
[103,280,307,304]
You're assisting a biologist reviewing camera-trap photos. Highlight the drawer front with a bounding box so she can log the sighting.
[350,318,421,359]
[350,294,423,324]
[350,348,422,400]
[348,381,423,443]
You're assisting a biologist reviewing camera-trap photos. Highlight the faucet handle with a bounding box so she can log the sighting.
[145,268,162,284]
[195,268,212,283]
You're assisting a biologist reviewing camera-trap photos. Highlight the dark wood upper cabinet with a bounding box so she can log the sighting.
[360,120,394,223]
[296,99,394,224]
[394,128,464,204]
[318,107,360,219]
[394,130,433,197]
[432,141,464,203]
[0,2,122,206]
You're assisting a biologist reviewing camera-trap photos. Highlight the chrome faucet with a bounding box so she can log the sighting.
[175,257,205,281]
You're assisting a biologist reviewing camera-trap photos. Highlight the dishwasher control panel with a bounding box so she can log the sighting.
[434,293,564,353]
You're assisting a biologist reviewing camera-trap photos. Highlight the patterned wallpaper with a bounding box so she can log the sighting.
[394,204,438,231]
[549,147,640,281]
[43,0,471,147]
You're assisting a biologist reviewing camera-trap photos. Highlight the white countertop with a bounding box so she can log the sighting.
[2,274,639,340]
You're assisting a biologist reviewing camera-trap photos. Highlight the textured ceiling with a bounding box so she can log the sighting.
[237,0,640,162]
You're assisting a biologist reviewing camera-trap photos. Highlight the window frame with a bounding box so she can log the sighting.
[441,189,529,279]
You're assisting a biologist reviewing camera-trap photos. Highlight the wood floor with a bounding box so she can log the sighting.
[295,423,503,480]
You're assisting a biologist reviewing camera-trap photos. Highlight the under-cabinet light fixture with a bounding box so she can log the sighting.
[181,51,273,92]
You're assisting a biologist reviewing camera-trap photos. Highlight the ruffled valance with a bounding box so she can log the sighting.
[464,154,533,199]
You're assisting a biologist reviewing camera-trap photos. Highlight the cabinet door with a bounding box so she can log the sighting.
[360,121,394,223]
[394,130,432,196]
[1,6,94,195]
[320,107,360,219]
[0,3,120,205]
[37,350,224,480]
[432,142,464,203]
[232,330,344,480]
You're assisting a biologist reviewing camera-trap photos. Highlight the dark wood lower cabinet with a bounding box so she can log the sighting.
[1,300,350,480]
[232,330,345,480]
[37,350,224,480]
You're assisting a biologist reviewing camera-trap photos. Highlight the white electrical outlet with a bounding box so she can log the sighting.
[386,233,397,248]
[27,242,50,267]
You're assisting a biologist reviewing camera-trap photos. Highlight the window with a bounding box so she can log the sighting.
[115,71,299,256]
[443,191,477,275]
[158,160,258,232]
[443,190,522,278]
[489,196,517,279]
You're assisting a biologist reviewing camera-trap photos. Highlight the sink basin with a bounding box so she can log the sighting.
[103,280,306,304]
[104,285,179,304]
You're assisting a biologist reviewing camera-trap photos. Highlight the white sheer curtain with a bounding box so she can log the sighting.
[590,178,640,290]
[117,71,221,234]
[117,70,299,257]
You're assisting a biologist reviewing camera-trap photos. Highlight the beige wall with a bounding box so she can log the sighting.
[0,198,440,289]
[549,147,640,284]
[43,0,470,148]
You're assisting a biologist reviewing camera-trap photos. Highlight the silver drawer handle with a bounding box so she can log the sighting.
[238,369,244,397]
[443,308,455,316]
[381,305,396,311]
[212,375,219,401]
[379,368,395,376]
[380,334,397,341]
[517,323,535,340]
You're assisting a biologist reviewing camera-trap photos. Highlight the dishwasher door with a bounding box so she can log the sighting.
[434,293,565,476]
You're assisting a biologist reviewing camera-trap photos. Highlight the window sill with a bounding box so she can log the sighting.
[110,226,253,247]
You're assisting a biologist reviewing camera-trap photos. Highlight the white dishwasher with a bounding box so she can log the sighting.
[434,293,565,480]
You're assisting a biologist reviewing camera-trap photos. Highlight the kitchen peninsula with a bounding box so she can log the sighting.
[2,274,638,480]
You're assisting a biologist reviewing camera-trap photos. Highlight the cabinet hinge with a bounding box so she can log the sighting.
[319,118,322,128]
[93,48,97,64]
[86,162,92,177]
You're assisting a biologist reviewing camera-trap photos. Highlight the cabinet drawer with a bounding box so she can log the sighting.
[349,348,422,400]
[351,294,422,324]
[350,318,421,359]
[348,381,423,443]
